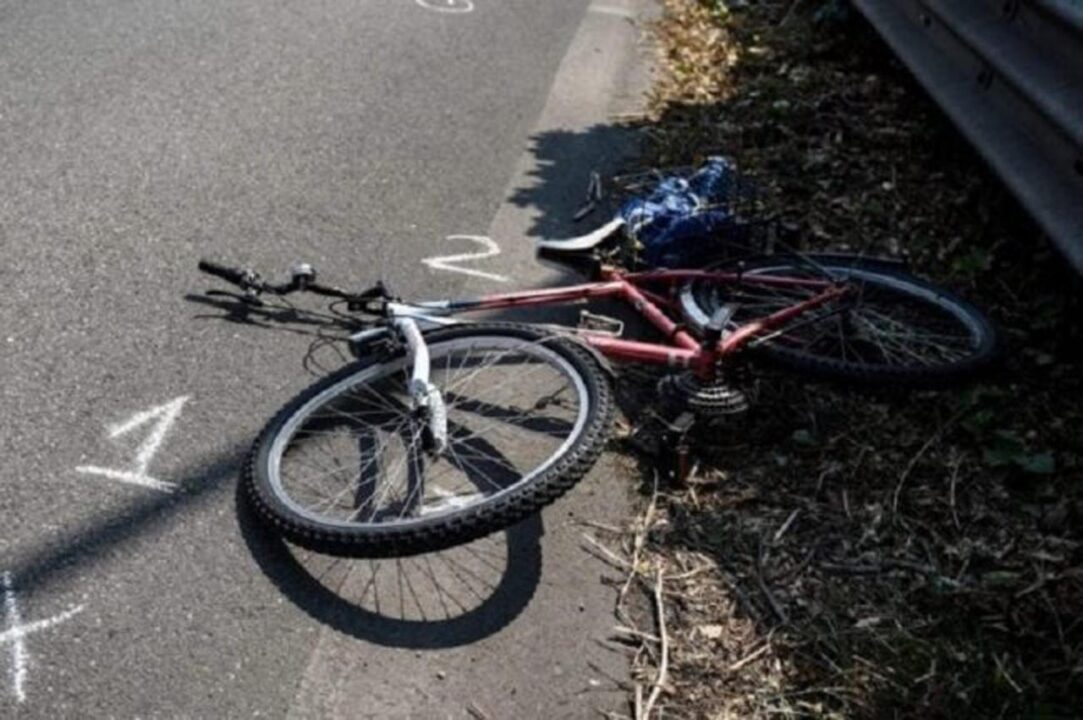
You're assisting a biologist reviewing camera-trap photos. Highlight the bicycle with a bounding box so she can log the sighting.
[196,232,996,558]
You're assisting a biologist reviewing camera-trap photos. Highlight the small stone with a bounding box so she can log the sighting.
[436,670,447,680]
[697,624,724,640]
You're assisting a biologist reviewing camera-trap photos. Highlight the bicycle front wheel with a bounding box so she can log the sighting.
[679,256,997,388]
[245,323,613,557]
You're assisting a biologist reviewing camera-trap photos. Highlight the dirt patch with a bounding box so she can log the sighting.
[588,1,1083,717]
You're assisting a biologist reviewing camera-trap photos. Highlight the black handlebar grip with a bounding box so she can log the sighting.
[198,259,248,286]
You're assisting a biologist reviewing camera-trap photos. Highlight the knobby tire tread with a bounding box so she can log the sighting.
[242,323,614,557]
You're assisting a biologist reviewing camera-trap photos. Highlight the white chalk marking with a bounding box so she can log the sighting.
[588,4,637,19]
[422,235,509,283]
[415,0,474,13]
[76,396,189,493]
[70,467,176,493]
[1,572,84,704]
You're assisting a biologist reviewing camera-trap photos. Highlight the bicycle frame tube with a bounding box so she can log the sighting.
[405,269,847,378]
[622,269,837,289]
[426,281,628,312]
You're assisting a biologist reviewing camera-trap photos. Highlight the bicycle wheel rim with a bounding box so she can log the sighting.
[265,334,592,531]
[680,263,989,374]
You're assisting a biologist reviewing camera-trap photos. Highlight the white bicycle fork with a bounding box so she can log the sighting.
[348,303,460,455]
[391,317,449,454]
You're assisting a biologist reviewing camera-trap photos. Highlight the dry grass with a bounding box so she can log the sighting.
[591,1,1083,717]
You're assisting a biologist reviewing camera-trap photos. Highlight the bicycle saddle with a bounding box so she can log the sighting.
[534,218,624,277]
[534,217,624,253]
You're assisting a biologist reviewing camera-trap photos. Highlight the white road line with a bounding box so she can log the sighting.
[415,0,474,13]
[1,572,84,704]
[588,4,637,19]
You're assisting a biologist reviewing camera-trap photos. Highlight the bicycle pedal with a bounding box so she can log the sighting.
[577,310,624,337]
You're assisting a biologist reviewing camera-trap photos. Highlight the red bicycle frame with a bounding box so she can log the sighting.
[422,266,847,379]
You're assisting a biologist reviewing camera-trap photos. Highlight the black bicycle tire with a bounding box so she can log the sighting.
[679,255,997,388]
[243,323,614,557]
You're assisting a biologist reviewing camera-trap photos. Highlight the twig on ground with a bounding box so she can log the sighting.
[618,474,660,625]
[729,641,773,673]
[582,534,634,571]
[614,625,662,644]
[580,519,626,534]
[466,702,491,720]
[719,570,764,624]
[640,565,670,720]
[773,509,801,543]
[819,559,966,589]
[948,451,962,530]
[756,537,789,624]
[892,406,968,515]
[993,653,1024,694]
[664,563,716,582]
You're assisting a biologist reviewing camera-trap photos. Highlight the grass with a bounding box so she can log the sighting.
[588,2,1083,717]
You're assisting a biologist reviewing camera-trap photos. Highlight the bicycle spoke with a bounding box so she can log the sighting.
[692,263,984,375]
[265,331,592,536]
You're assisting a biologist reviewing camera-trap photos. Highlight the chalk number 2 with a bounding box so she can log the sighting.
[422,235,509,283]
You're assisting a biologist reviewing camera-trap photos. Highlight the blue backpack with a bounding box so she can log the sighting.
[618,157,744,267]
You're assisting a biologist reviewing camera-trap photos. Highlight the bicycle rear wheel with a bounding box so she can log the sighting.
[679,256,997,388]
[245,323,613,557]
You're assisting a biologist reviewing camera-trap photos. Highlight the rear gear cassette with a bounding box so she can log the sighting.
[658,371,750,417]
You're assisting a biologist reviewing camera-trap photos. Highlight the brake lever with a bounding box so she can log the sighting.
[346,280,394,314]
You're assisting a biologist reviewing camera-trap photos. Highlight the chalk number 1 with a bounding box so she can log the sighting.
[76,396,189,493]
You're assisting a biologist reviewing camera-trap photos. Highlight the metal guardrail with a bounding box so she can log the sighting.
[849,0,1083,272]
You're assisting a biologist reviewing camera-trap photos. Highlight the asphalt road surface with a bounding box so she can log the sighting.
[1,0,650,716]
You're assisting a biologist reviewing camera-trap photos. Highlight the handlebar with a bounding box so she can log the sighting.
[197,259,254,287]
[197,257,392,312]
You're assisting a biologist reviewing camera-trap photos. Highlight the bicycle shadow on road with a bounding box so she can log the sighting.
[237,482,544,649]
[184,289,547,648]
[3,451,244,600]
[507,125,641,242]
